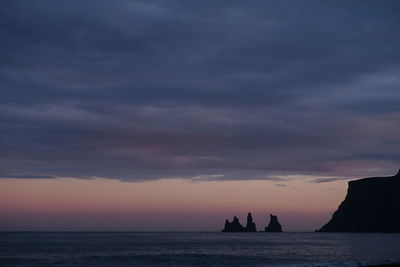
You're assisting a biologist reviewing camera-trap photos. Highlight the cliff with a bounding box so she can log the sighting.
[222,212,257,232]
[319,169,400,233]
[265,214,283,232]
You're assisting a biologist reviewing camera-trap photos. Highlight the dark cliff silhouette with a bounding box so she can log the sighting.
[222,212,257,232]
[265,214,283,232]
[318,169,400,233]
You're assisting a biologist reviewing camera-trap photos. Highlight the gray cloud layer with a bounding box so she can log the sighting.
[1,0,400,181]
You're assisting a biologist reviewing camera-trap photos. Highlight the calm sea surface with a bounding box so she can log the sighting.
[1,232,400,266]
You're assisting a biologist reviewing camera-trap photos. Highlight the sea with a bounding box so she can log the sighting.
[1,232,400,267]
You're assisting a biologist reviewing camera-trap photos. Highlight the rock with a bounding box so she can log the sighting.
[245,212,257,232]
[318,169,400,233]
[221,216,245,232]
[265,214,283,232]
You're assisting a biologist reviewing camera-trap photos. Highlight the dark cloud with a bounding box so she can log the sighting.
[190,174,287,182]
[310,177,351,183]
[0,174,56,179]
[1,0,400,181]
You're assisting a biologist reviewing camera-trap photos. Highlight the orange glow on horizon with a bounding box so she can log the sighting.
[0,177,347,231]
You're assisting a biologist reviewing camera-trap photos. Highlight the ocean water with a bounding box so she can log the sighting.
[1,232,400,267]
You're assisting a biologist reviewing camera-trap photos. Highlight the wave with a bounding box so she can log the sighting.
[2,254,400,267]
[2,232,400,266]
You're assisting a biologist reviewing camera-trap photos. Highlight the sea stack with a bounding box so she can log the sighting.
[221,216,245,232]
[222,212,257,232]
[265,214,283,232]
[245,212,257,232]
[318,169,400,233]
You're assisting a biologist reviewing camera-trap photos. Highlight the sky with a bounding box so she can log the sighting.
[0,0,399,231]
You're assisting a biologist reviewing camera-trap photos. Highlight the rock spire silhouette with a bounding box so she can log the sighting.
[222,212,257,232]
[265,214,283,232]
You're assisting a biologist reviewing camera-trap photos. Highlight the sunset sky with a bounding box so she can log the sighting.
[1,0,399,231]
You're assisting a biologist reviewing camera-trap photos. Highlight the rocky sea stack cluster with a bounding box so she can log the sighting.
[318,169,400,233]
[222,212,283,232]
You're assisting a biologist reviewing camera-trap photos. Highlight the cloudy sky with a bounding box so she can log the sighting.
[0,0,399,230]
